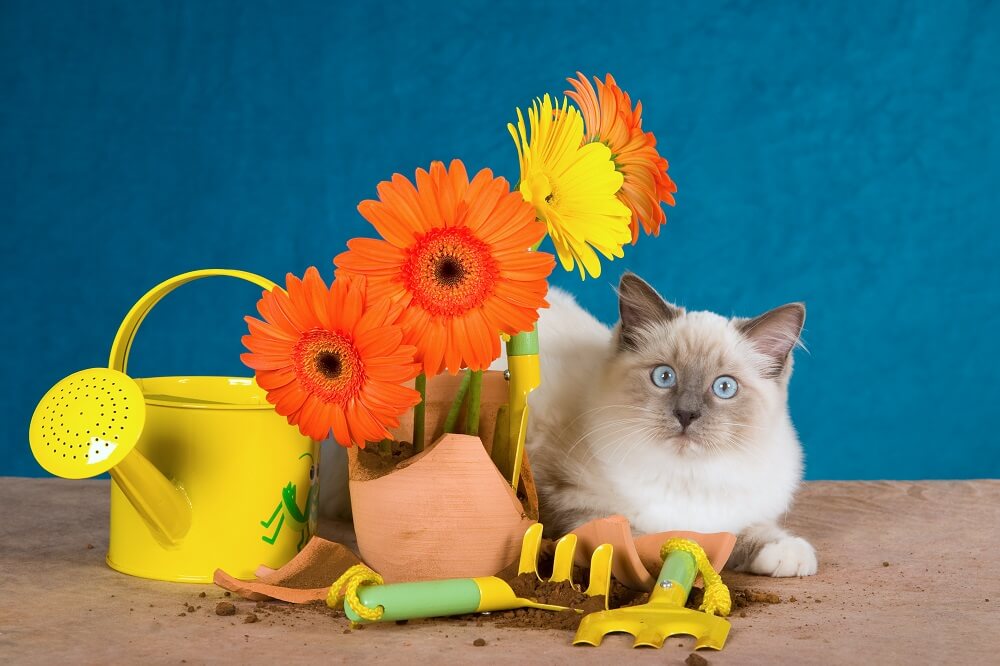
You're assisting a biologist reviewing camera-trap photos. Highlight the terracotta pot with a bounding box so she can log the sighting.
[348,371,538,582]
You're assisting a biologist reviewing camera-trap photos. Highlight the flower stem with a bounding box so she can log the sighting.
[442,370,472,434]
[377,439,392,456]
[465,370,484,436]
[412,373,427,453]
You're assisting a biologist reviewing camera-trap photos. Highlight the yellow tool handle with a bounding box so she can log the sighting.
[108,269,277,374]
[505,349,540,489]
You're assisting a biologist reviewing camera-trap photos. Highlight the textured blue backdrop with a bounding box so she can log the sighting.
[3,1,998,479]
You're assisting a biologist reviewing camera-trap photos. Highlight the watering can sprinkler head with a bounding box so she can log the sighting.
[29,367,192,546]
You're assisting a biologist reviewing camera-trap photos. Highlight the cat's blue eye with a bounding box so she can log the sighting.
[651,365,677,388]
[712,376,738,399]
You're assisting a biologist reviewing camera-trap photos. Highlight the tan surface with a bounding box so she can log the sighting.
[1,477,998,664]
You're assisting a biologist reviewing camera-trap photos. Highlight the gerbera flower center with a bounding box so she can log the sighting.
[291,329,364,404]
[315,351,343,379]
[434,256,466,286]
[402,226,500,317]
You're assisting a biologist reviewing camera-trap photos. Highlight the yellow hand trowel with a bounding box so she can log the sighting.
[492,328,540,489]
[332,523,613,622]
[28,269,318,583]
[574,538,732,650]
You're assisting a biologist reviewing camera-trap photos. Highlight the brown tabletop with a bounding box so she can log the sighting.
[1,477,997,664]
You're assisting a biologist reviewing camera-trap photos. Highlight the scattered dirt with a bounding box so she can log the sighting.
[85,544,94,550]
[199,592,207,598]
[685,653,709,666]
[731,588,781,607]
[473,638,487,647]
[215,602,237,616]
[883,561,890,567]
[206,557,784,637]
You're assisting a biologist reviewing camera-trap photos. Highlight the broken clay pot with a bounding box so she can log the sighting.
[348,371,538,583]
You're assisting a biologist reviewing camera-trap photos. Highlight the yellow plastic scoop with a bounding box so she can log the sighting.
[30,368,146,479]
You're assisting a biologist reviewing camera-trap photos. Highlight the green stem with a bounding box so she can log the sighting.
[442,370,472,434]
[412,373,427,453]
[465,370,484,436]
[377,439,392,456]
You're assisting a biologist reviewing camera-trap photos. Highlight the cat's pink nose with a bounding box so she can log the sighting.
[674,409,701,429]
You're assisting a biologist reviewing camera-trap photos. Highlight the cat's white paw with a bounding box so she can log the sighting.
[748,536,817,577]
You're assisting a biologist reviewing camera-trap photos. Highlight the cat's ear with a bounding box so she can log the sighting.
[737,303,806,378]
[617,273,683,351]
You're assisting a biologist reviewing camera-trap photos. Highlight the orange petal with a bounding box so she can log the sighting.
[356,326,403,358]
[330,403,352,447]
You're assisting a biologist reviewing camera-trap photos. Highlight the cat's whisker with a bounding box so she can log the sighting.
[572,424,656,475]
[612,429,660,467]
[564,403,663,425]
[563,417,662,455]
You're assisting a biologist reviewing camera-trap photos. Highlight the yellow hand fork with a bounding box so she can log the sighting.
[575,538,732,650]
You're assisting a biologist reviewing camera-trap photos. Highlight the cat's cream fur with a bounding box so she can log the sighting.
[519,275,817,577]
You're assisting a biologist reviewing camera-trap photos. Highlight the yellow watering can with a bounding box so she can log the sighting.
[29,269,319,583]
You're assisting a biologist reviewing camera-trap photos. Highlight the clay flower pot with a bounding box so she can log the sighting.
[348,371,538,582]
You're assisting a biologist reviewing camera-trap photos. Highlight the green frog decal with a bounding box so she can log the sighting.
[260,451,319,551]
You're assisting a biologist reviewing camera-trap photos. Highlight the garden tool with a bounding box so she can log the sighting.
[28,269,317,583]
[570,514,736,591]
[492,329,540,489]
[574,538,732,650]
[330,523,613,623]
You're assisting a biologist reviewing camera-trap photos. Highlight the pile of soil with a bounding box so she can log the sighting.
[349,441,418,481]
[486,571,607,631]
[732,588,782,606]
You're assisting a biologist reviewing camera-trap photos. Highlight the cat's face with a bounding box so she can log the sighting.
[597,274,805,457]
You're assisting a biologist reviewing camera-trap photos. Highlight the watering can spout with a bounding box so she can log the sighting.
[109,451,192,546]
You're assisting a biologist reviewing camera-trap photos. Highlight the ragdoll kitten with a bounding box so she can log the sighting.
[524,273,817,577]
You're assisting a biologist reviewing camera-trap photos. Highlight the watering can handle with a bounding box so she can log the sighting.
[108,268,278,374]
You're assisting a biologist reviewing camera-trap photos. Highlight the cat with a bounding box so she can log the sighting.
[519,273,817,577]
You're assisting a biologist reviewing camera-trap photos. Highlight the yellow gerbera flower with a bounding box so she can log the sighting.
[508,94,632,279]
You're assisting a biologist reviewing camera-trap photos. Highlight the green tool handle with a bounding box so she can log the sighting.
[344,578,481,623]
[650,550,698,607]
[506,328,539,356]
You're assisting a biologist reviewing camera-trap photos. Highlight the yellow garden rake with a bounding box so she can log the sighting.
[574,538,732,650]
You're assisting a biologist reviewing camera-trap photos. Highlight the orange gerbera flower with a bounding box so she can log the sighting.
[335,160,555,376]
[241,267,421,446]
[566,72,677,243]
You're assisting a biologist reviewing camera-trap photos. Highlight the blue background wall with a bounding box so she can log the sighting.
[3,1,998,479]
